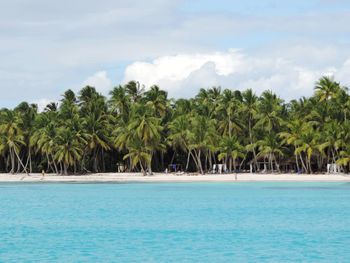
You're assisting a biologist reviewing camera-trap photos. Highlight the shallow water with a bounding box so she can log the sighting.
[0,182,350,262]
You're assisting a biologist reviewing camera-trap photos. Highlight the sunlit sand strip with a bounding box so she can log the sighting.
[1,173,350,182]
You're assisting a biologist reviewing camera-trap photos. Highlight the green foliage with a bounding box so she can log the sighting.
[1,77,350,175]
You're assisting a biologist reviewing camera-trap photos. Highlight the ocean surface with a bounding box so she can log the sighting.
[0,182,350,262]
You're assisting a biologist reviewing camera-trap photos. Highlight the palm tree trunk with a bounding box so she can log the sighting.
[308,158,312,174]
[204,152,208,172]
[269,153,273,172]
[299,154,307,173]
[161,152,165,171]
[93,148,98,172]
[208,150,213,171]
[274,155,280,173]
[295,152,300,172]
[16,153,21,173]
[249,117,258,171]
[195,150,204,174]
[10,148,15,174]
[147,151,153,175]
[23,152,30,172]
[14,148,28,174]
[29,150,32,173]
[74,160,77,174]
[239,156,246,170]
[22,150,32,173]
[46,153,52,172]
[52,155,59,174]
[5,155,10,173]
[139,161,146,176]
[102,148,106,172]
[63,163,68,175]
[190,150,200,172]
[185,150,191,171]
[128,157,132,172]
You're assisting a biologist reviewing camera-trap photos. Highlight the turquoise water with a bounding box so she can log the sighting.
[0,182,350,262]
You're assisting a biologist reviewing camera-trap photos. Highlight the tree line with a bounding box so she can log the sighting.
[1,76,350,175]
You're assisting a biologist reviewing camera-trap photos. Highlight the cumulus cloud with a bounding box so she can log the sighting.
[123,48,350,99]
[1,1,350,107]
[34,98,56,112]
[82,71,112,95]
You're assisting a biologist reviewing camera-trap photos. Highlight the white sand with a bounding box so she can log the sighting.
[0,172,350,182]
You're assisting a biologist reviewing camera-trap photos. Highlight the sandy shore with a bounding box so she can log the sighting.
[1,172,350,182]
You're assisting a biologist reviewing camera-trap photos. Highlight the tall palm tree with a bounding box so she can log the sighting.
[14,102,38,173]
[241,89,258,170]
[144,85,168,118]
[216,89,241,137]
[280,119,305,172]
[168,115,191,169]
[120,103,164,174]
[125,81,145,102]
[218,136,245,172]
[31,111,59,173]
[109,85,131,122]
[54,128,85,175]
[187,114,217,174]
[257,133,284,172]
[123,137,152,176]
[315,76,340,102]
[0,109,27,174]
[255,91,284,133]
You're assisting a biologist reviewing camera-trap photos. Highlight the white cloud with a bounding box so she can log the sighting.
[34,98,56,112]
[123,49,350,99]
[123,49,242,91]
[82,71,112,95]
[1,1,350,107]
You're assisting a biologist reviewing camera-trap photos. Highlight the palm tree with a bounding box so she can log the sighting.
[119,103,164,175]
[218,136,245,172]
[123,137,152,176]
[294,128,319,174]
[280,119,305,172]
[315,76,340,102]
[2,76,350,176]
[216,89,241,137]
[78,86,112,172]
[54,128,85,175]
[82,112,111,172]
[337,145,350,172]
[187,114,217,174]
[168,115,191,170]
[255,91,284,133]
[14,102,38,173]
[109,85,131,122]
[241,89,258,170]
[0,109,27,174]
[144,85,168,118]
[31,110,59,173]
[257,133,284,172]
[125,81,145,102]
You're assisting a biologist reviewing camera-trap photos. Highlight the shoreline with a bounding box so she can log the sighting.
[1,173,350,183]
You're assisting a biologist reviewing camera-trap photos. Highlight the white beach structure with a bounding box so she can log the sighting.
[327,163,341,174]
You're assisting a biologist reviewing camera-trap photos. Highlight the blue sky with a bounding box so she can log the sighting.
[1,0,350,109]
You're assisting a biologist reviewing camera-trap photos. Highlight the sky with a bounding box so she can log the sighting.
[1,0,350,109]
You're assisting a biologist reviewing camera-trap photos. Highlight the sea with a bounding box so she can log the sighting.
[0,182,349,262]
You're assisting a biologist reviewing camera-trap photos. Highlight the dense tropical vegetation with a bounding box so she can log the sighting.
[1,77,350,175]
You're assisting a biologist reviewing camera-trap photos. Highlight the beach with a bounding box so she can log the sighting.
[1,172,350,182]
